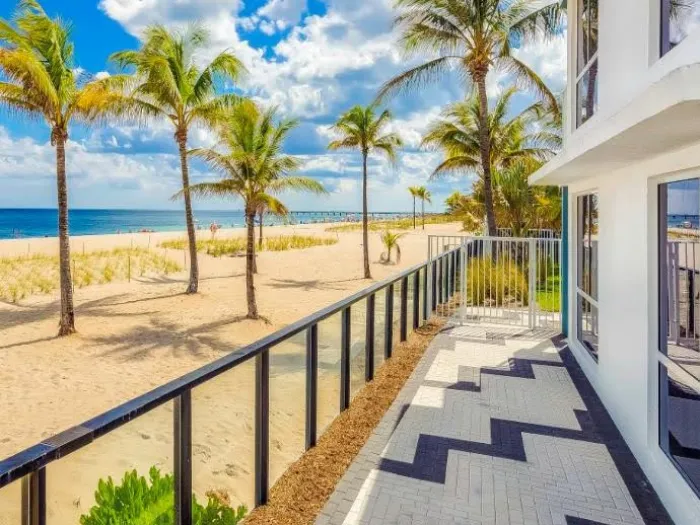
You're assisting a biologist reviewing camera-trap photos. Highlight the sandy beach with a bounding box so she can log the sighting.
[0,221,462,524]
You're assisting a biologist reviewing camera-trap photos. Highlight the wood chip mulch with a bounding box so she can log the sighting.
[243,318,446,525]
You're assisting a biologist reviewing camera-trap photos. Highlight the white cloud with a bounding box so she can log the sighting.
[257,0,307,27]
[95,71,111,80]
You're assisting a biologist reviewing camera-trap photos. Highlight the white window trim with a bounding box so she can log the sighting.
[571,189,600,370]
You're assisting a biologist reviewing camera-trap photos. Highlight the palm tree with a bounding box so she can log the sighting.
[378,0,565,236]
[111,25,246,294]
[328,104,403,279]
[0,0,133,335]
[415,187,432,229]
[183,101,326,319]
[408,186,421,229]
[380,231,406,264]
[255,195,289,251]
[422,88,558,224]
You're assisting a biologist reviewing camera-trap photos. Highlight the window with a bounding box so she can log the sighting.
[576,0,598,127]
[576,193,599,360]
[661,0,700,57]
[658,177,700,496]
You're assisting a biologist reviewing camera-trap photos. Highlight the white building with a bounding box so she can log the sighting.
[531,1,700,523]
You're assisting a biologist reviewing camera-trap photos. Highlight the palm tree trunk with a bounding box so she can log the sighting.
[362,151,371,279]
[246,208,259,319]
[413,196,416,229]
[258,209,264,251]
[55,132,76,336]
[476,74,497,237]
[422,199,425,230]
[177,130,199,294]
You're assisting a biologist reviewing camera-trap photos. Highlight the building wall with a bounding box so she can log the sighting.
[566,167,700,524]
[565,0,700,145]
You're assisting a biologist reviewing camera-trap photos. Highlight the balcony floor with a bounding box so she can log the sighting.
[316,322,673,525]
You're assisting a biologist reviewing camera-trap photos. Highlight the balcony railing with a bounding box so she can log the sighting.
[0,248,460,525]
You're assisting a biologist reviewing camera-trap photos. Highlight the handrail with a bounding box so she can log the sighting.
[0,255,452,495]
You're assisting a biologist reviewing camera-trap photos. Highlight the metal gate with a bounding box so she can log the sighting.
[428,235,562,329]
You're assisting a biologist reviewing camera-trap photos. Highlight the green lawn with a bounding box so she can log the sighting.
[536,274,561,312]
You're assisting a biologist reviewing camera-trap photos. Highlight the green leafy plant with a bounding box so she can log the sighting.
[79,467,246,525]
[465,257,528,307]
[379,231,405,264]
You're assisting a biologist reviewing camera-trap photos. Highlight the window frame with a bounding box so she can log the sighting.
[655,174,700,498]
[575,0,599,128]
[574,192,600,362]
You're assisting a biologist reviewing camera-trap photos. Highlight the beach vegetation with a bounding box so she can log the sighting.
[379,231,405,264]
[159,235,336,257]
[0,0,145,335]
[181,100,327,319]
[328,104,403,279]
[0,248,180,303]
[378,0,564,237]
[109,24,247,295]
[465,257,528,307]
[326,214,455,233]
[79,466,246,525]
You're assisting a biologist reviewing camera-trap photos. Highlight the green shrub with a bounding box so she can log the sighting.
[79,467,246,525]
[465,257,528,307]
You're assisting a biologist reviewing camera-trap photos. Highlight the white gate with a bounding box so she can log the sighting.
[428,235,562,329]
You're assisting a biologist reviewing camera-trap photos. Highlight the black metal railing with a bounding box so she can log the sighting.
[0,248,460,525]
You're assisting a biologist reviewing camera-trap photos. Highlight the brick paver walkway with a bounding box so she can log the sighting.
[317,322,673,525]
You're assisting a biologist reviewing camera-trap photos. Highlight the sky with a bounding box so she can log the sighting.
[0,0,567,212]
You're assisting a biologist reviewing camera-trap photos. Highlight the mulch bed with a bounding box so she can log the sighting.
[244,318,446,525]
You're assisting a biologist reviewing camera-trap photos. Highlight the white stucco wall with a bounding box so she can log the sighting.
[565,0,700,145]
[566,168,700,524]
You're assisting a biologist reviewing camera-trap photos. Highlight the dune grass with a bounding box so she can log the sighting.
[159,235,338,257]
[0,248,181,303]
[326,214,456,233]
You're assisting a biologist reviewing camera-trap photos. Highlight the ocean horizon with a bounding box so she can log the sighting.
[0,208,414,240]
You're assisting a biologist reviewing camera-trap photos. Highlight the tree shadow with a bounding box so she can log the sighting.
[93,315,252,362]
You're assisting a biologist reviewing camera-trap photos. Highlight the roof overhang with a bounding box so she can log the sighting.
[530,64,700,186]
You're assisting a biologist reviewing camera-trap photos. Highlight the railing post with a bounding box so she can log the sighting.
[432,261,437,311]
[689,269,696,338]
[174,390,192,525]
[385,285,394,359]
[413,271,420,330]
[340,307,351,411]
[21,467,45,525]
[423,266,429,321]
[400,277,408,342]
[305,324,318,450]
[255,350,270,506]
[366,294,375,382]
[528,239,537,329]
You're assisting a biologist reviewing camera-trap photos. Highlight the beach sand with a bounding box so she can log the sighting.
[0,221,462,524]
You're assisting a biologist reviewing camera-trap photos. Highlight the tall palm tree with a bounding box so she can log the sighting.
[378,0,565,236]
[422,88,558,210]
[111,25,246,294]
[408,186,421,229]
[0,0,132,335]
[415,187,432,229]
[183,101,326,319]
[328,104,403,279]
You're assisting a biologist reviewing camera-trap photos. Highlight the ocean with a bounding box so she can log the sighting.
[0,209,405,240]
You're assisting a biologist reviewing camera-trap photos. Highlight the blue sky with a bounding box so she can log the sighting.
[0,0,567,212]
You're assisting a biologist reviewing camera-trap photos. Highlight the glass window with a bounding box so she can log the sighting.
[661,0,700,56]
[658,179,700,382]
[576,193,599,360]
[659,364,700,495]
[658,177,700,497]
[576,0,598,127]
